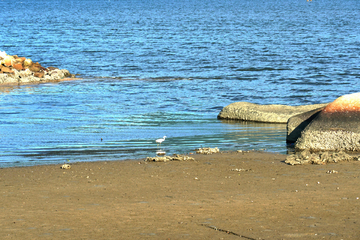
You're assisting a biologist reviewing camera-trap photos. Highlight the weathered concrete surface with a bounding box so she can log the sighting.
[285,150,360,165]
[286,107,326,143]
[217,102,328,123]
[295,93,360,151]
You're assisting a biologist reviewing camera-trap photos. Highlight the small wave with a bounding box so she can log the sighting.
[91,76,194,81]
[235,67,291,72]
[143,77,193,81]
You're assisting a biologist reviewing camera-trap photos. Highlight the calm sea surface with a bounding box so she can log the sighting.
[0,0,359,167]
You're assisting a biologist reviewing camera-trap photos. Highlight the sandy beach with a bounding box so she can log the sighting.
[1,151,359,239]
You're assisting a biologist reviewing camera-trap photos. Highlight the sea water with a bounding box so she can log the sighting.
[0,0,359,167]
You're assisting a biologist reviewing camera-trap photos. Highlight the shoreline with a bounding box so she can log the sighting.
[0,148,288,169]
[2,151,360,239]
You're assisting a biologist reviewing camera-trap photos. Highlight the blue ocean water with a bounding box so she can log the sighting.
[0,0,359,167]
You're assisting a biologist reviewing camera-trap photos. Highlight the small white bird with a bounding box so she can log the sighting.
[156,136,167,146]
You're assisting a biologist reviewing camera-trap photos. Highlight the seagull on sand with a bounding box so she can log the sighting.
[156,136,167,146]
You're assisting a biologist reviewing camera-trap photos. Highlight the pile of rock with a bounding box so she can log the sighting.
[0,51,74,85]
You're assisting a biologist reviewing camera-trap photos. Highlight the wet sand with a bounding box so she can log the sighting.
[1,151,360,239]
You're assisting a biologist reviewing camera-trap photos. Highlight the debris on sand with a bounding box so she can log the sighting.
[231,168,252,172]
[196,147,220,155]
[285,150,360,165]
[145,154,195,162]
[60,164,71,169]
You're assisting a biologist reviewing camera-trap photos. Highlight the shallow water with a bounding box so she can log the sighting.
[0,0,359,167]
[0,79,289,167]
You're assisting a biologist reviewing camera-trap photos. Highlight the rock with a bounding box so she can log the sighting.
[28,62,41,72]
[34,72,45,78]
[218,102,328,123]
[15,56,26,62]
[0,51,6,59]
[60,164,71,169]
[285,150,360,165]
[4,56,13,67]
[12,62,24,71]
[18,69,32,78]
[196,147,220,154]
[295,93,360,151]
[63,69,72,78]
[23,58,33,67]
[47,66,59,71]
[0,66,14,74]
[286,107,326,143]
[145,154,195,162]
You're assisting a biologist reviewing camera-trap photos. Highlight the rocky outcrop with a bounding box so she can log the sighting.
[218,102,328,123]
[294,93,360,152]
[0,51,75,85]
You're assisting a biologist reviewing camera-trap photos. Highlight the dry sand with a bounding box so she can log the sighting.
[1,151,360,239]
